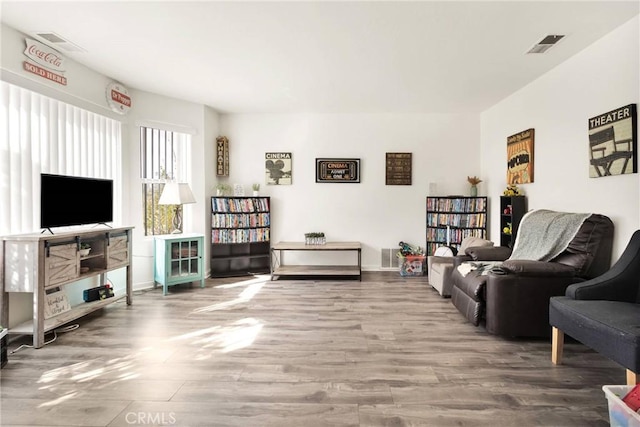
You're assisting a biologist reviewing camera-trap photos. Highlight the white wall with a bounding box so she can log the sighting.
[220,113,481,269]
[125,90,220,288]
[481,16,640,261]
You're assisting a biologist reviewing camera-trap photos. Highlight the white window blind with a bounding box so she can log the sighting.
[0,81,122,235]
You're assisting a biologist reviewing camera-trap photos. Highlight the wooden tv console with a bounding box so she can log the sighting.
[270,241,362,281]
[0,226,133,348]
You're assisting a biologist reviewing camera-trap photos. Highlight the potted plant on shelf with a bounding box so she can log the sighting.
[79,243,91,257]
[215,183,230,196]
[467,176,482,197]
[252,183,260,196]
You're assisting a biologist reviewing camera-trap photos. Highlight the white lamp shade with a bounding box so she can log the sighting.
[158,182,196,205]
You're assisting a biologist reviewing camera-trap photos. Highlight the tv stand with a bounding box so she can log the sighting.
[1,226,133,348]
[40,228,54,235]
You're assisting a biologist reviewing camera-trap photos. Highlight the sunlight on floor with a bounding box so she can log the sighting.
[170,317,263,355]
[37,352,144,408]
[192,276,268,313]
[35,276,270,408]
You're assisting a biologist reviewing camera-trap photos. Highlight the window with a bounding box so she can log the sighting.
[0,81,122,235]
[140,126,191,236]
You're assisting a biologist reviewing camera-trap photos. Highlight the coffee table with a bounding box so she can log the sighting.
[270,241,362,281]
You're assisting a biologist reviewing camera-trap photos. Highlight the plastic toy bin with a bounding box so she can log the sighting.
[399,255,426,277]
[603,385,640,427]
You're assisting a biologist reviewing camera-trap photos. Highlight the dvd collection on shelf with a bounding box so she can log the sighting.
[426,197,487,213]
[211,197,269,213]
[211,228,270,244]
[210,196,271,277]
[211,213,270,228]
[426,196,488,256]
[426,213,486,228]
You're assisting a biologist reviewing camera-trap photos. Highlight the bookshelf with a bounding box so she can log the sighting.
[426,196,488,255]
[210,196,271,277]
[500,195,526,248]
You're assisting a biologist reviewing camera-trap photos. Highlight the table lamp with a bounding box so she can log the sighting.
[158,182,196,233]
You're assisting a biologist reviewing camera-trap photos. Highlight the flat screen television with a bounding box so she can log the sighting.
[41,173,113,229]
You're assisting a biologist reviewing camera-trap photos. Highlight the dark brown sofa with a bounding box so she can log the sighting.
[450,212,614,337]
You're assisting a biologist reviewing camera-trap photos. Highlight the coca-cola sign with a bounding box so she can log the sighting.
[23,38,66,72]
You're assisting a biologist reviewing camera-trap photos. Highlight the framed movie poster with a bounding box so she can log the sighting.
[385,153,412,185]
[316,158,360,183]
[507,129,534,185]
[588,104,637,178]
[265,152,292,185]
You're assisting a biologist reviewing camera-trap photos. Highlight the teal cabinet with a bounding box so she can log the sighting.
[154,233,205,295]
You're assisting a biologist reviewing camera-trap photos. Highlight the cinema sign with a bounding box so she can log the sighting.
[315,158,361,183]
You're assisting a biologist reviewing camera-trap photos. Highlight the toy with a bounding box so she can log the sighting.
[503,184,522,196]
[502,222,512,235]
[398,241,424,257]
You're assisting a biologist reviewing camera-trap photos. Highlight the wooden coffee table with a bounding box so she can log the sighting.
[270,241,362,281]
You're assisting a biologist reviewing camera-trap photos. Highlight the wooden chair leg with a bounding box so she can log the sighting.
[627,370,639,385]
[551,327,564,365]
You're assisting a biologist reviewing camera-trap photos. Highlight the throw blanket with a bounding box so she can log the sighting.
[457,209,591,277]
[509,209,591,261]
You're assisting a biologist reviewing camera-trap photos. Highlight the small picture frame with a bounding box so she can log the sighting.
[233,183,245,196]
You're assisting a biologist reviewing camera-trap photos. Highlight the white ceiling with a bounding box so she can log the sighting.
[1,1,638,114]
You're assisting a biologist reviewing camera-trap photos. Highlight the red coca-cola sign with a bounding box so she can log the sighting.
[24,38,65,72]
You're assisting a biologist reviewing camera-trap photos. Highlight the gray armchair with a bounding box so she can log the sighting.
[550,230,640,385]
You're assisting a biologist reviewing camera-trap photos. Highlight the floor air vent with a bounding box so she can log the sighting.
[381,248,400,269]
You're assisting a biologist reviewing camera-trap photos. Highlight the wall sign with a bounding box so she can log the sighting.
[588,104,637,178]
[216,136,229,177]
[24,38,66,72]
[44,289,71,319]
[23,38,67,86]
[385,152,412,185]
[106,82,132,115]
[507,129,534,185]
[265,152,292,185]
[316,158,360,183]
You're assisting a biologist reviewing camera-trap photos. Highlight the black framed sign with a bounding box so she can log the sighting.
[315,158,360,183]
[385,152,412,185]
[588,104,637,178]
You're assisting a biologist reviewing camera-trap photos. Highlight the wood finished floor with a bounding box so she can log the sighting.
[0,271,624,427]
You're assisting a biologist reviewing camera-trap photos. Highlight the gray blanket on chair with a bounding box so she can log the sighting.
[509,209,591,261]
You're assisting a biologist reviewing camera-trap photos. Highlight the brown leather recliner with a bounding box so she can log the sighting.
[450,212,614,337]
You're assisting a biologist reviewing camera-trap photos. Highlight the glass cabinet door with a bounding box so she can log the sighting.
[168,238,200,278]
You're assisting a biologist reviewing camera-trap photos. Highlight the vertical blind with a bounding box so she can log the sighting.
[0,81,122,235]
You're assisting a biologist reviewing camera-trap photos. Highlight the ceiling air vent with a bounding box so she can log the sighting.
[526,34,565,54]
[33,32,86,53]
